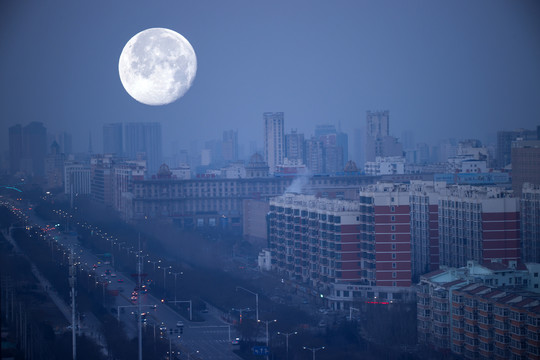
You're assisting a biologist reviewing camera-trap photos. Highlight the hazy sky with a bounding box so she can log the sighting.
[1,0,539,156]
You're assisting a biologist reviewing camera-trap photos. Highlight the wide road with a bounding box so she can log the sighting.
[9,200,243,360]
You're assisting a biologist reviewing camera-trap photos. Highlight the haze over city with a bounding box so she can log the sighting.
[1,0,540,156]
[2,2,540,360]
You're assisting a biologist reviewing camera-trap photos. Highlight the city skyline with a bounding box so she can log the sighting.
[1,1,540,156]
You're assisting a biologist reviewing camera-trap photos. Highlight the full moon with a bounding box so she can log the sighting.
[118,28,197,106]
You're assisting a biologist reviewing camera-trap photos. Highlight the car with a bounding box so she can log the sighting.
[200,308,209,313]
[176,320,184,327]
[110,273,117,277]
[159,323,166,331]
[117,278,124,283]
[231,337,240,345]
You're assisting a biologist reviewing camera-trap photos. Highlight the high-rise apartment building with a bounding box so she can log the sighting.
[10,122,48,177]
[512,139,540,197]
[269,194,363,291]
[222,130,238,162]
[8,124,23,175]
[124,122,162,176]
[44,141,65,189]
[496,128,537,168]
[304,138,324,174]
[358,183,412,288]
[284,129,304,163]
[438,186,520,268]
[365,110,403,162]
[521,183,540,263]
[103,123,123,156]
[410,181,445,279]
[315,124,349,167]
[366,110,390,138]
[263,112,284,174]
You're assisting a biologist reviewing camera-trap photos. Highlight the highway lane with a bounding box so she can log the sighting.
[11,201,243,360]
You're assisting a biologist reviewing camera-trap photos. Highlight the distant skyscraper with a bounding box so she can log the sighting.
[315,124,349,169]
[496,128,537,168]
[366,110,389,138]
[263,112,284,174]
[285,129,304,163]
[22,122,47,177]
[57,132,73,155]
[222,130,238,162]
[103,123,123,156]
[304,137,324,174]
[511,139,540,196]
[365,110,402,162]
[8,124,23,175]
[124,122,162,175]
[353,128,365,168]
[44,141,65,189]
[521,183,540,263]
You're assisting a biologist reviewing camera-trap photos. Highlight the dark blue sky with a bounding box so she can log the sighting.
[1,0,539,156]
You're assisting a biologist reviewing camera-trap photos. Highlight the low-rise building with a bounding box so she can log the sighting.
[417,261,540,359]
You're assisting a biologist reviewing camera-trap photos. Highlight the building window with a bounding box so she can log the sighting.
[391,206,395,212]
[391,225,395,231]
[392,272,397,278]
[392,244,396,250]
[392,253,396,259]
[392,262,396,268]
[391,215,395,221]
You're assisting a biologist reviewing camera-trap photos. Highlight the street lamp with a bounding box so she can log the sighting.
[258,319,277,347]
[170,271,183,303]
[148,259,161,271]
[277,331,297,360]
[187,350,199,360]
[303,346,325,360]
[236,286,259,322]
[158,265,171,290]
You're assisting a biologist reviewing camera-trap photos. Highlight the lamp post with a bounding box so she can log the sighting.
[170,271,183,303]
[258,319,277,347]
[158,265,171,291]
[236,286,259,322]
[277,331,297,360]
[303,346,325,360]
[148,259,161,272]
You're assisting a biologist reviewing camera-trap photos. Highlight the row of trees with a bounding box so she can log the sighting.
[3,203,173,360]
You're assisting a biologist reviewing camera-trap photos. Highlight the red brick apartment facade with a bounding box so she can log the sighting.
[418,262,540,360]
[358,183,412,288]
[438,186,520,268]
